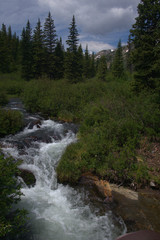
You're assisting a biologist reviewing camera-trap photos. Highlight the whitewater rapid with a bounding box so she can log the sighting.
[1,99,126,240]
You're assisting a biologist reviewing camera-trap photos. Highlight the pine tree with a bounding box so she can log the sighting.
[83,45,91,79]
[44,12,57,79]
[0,24,10,73]
[112,39,124,78]
[130,0,160,91]
[97,55,107,81]
[77,44,84,79]
[90,52,96,78]
[11,32,20,71]
[44,12,57,54]
[66,15,79,53]
[32,19,45,78]
[21,20,33,80]
[65,15,81,83]
[54,38,64,79]
[126,35,133,74]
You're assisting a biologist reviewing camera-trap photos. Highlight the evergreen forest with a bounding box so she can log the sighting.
[0,0,160,238]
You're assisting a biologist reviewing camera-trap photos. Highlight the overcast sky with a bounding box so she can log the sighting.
[0,0,141,52]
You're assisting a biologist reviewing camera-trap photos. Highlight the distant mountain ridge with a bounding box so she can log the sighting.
[95,45,129,68]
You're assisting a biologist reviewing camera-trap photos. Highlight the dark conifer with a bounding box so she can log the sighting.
[43,12,57,79]
[0,24,10,73]
[97,55,107,81]
[21,20,33,80]
[32,19,45,78]
[130,0,160,91]
[112,39,124,78]
[65,15,81,83]
[54,38,65,79]
[66,15,79,53]
[44,12,57,54]
[83,45,91,79]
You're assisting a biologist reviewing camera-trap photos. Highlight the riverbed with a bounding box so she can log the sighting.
[0,99,126,240]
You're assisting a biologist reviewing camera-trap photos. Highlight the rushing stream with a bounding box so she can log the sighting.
[1,99,126,240]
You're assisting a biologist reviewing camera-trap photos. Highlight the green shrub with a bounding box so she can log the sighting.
[57,142,85,183]
[0,91,8,106]
[0,109,23,137]
[0,153,27,239]
[0,73,25,97]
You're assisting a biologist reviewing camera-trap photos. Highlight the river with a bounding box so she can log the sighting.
[0,99,126,240]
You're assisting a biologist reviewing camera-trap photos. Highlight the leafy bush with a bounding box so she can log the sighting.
[57,79,158,185]
[0,73,25,96]
[0,153,27,239]
[0,91,8,106]
[0,109,23,137]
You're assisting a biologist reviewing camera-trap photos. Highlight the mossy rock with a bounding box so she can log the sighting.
[19,169,36,187]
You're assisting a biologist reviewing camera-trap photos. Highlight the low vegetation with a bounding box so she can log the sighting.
[0,153,27,239]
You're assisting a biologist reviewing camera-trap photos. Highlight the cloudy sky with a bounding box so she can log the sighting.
[0,0,141,52]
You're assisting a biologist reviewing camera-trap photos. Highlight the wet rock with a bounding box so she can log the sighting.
[111,184,160,233]
[116,230,160,240]
[79,173,112,202]
[18,169,36,187]
[28,120,42,129]
[150,181,156,188]
[63,122,79,134]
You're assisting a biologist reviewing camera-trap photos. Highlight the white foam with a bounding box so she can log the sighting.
[1,118,126,240]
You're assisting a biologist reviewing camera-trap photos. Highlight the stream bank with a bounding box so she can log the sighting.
[79,173,160,233]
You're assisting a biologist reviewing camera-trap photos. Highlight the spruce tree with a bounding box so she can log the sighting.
[44,12,57,79]
[112,39,124,79]
[32,19,45,78]
[66,15,79,53]
[90,52,96,78]
[54,38,64,79]
[97,55,107,81]
[21,20,33,80]
[130,0,160,91]
[77,44,84,79]
[65,15,81,83]
[0,24,10,73]
[83,45,91,79]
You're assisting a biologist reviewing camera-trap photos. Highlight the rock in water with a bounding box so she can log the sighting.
[18,169,36,187]
[116,230,160,240]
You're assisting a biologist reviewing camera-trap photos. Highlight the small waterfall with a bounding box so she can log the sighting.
[0,99,126,240]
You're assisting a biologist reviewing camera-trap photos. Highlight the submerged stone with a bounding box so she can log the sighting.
[18,169,36,187]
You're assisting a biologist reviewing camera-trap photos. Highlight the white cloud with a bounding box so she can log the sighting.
[80,40,114,53]
[0,0,141,50]
[37,0,140,36]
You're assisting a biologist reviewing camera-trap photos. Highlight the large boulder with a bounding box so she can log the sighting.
[116,230,160,240]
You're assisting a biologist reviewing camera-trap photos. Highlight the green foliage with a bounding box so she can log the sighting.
[97,56,107,81]
[0,24,19,74]
[0,153,27,239]
[66,15,79,53]
[112,39,124,78]
[57,142,84,183]
[32,19,45,79]
[21,21,33,80]
[56,78,159,185]
[65,16,83,82]
[130,0,160,93]
[0,72,25,96]
[0,91,8,106]
[0,109,23,137]
[54,39,65,79]
[22,78,107,119]
[43,12,57,79]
